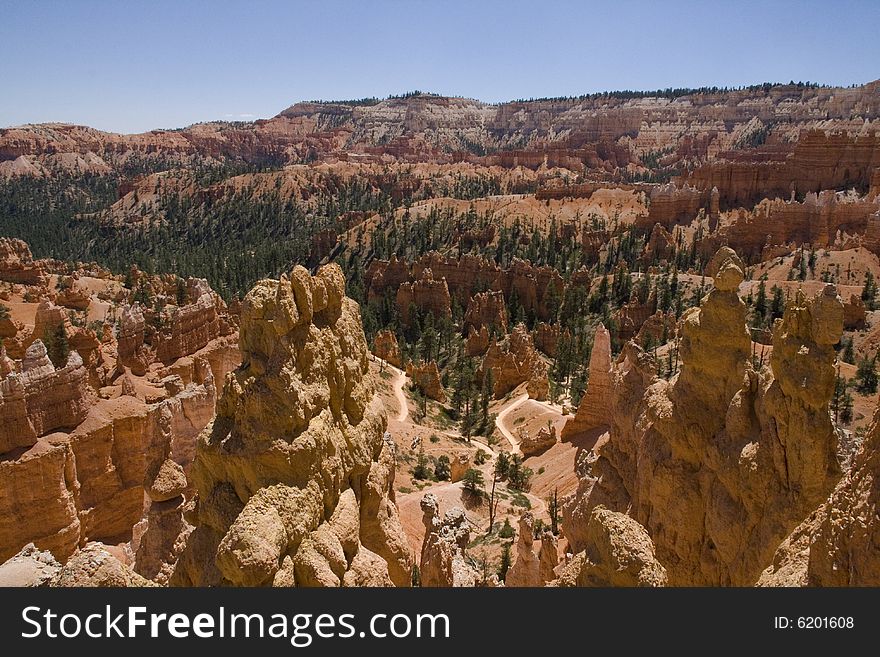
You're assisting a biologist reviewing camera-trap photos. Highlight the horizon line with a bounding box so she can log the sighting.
[4,77,877,136]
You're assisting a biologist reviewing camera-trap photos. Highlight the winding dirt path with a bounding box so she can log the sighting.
[495,393,530,454]
[391,366,409,423]
[375,357,409,423]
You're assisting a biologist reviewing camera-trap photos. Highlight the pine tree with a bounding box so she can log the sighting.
[498,542,512,582]
[548,487,559,535]
[507,288,521,326]
[831,371,845,422]
[462,468,485,496]
[43,323,69,368]
[753,277,767,325]
[841,391,854,424]
[855,356,878,394]
[770,285,785,321]
[843,337,855,365]
[507,455,532,491]
[545,281,561,324]
[175,277,188,306]
[133,281,152,306]
[487,470,499,535]
[419,314,438,362]
[413,449,432,480]
[862,271,878,311]
[481,367,494,426]
[434,455,451,481]
[569,367,588,406]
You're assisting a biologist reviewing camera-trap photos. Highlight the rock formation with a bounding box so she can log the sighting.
[31,301,71,347]
[372,329,402,367]
[843,294,867,329]
[449,453,471,483]
[520,423,557,457]
[556,506,667,587]
[0,237,47,286]
[505,512,540,587]
[172,264,413,586]
[396,268,451,324]
[117,303,151,376]
[505,512,559,587]
[703,190,880,260]
[561,324,611,440]
[634,310,677,346]
[463,290,508,334]
[0,543,62,587]
[759,397,880,586]
[615,298,658,343]
[482,323,549,400]
[465,325,490,356]
[641,220,676,265]
[687,131,880,208]
[642,186,703,230]
[0,341,92,453]
[538,529,559,583]
[153,283,221,363]
[418,493,478,587]
[369,252,565,325]
[51,543,153,587]
[0,240,240,581]
[563,247,845,585]
[4,84,880,177]
[54,276,91,310]
[533,322,566,357]
[0,350,227,570]
[406,360,446,403]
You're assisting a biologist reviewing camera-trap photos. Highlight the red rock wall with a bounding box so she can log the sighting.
[687,131,880,207]
[0,237,47,286]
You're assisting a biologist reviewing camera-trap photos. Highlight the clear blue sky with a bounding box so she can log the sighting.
[2,0,878,134]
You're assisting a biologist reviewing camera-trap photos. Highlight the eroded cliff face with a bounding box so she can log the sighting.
[563,247,845,585]
[464,290,508,334]
[0,364,221,566]
[172,264,413,587]
[396,268,452,324]
[6,83,879,175]
[0,341,93,453]
[369,252,564,324]
[556,506,667,587]
[687,130,880,208]
[0,242,240,578]
[372,329,402,367]
[482,323,549,400]
[702,190,880,261]
[0,238,47,286]
[759,401,880,587]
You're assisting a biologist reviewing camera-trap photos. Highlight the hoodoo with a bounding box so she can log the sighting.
[173,264,413,587]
